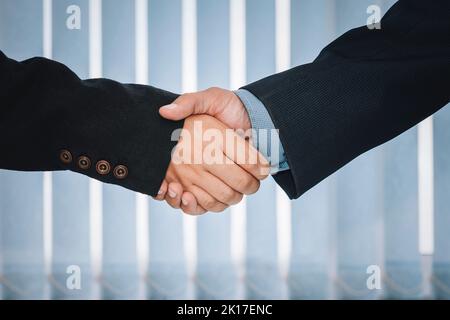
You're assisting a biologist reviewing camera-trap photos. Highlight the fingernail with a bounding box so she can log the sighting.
[157,189,163,195]
[161,103,178,110]
[168,189,177,198]
[182,197,189,206]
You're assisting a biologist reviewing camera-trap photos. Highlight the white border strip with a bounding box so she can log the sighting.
[418,117,434,255]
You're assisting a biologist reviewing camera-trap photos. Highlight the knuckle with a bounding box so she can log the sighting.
[182,207,192,214]
[184,204,208,216]
[233,193,244,205]
[245,179,260,195]
[220,188,236,204]
[183,209,198,216]
[176,92,196,106]
[210,203,228,213]
[180,92,194,100]
[207,86,222,94]
[166,197,180,209]
[252,164,269,180]
[202,197,217,211]
[168,202,180,209]
[258,167,270,180]
[239,175,259,194]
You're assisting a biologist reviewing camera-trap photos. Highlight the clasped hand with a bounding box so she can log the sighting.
[153,88,268,215]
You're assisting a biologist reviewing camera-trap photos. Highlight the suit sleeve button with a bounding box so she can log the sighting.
[113,165,128,179]
[77,156,91,170]
[96,160,111,175]
[60,150,73,164]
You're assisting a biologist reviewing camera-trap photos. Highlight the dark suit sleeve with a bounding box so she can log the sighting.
[0,51,183,196]
[242,0,450,199]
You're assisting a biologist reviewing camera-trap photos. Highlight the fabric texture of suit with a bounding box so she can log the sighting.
[0,51,182,196]
[243,0,450,199]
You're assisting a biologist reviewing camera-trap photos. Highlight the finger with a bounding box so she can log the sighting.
[159,92,210,121]
[187,185,228,213]
[205,155,260,195]
[180,192,206,215]
[165,182,183,209]
[153,179,168,201]
[195,171,243,206]
[183,205,207,215]
[223,131,270,180]
[180,192,197,213]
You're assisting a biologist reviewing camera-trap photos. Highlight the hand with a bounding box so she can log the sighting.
[159,87,250,132]
[156,87,255,214]
[154,114,269,215]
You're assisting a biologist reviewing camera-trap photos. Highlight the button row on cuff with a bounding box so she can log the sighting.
[59,150,128,180]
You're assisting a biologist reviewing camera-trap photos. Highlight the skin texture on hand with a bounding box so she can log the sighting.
[159,87,251,132]
[154,113,268,215]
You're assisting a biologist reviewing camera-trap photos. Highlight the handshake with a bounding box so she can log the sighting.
[4,0,440,216]
[153,87,271,215]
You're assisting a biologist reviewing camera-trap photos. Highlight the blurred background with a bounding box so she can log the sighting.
[0,0,449,300]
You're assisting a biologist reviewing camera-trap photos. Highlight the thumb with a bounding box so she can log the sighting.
[159,93,205,120]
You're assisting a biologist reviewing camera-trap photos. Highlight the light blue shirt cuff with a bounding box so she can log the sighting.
[235,89,290,174]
